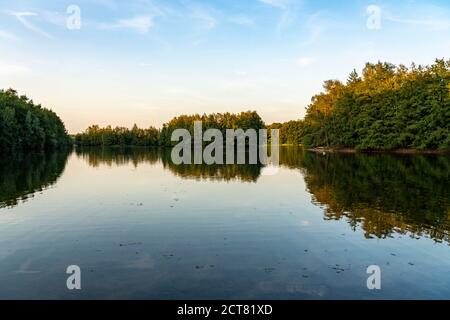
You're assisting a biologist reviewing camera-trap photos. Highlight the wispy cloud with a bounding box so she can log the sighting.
[0,29,17,41]
[301,13,325,46]
[386,17,450,30]
[102,16,154,33]
[381,3,450,30]
[10,11,53,39]
[259,0,287,10]
[229,15,255,26]
[0,61,31,76]
[40,10,68,28]
[259,0,301,30]
[139,62,153,67]
[97,1,170,34]
[91,0,119,10]
[190,8,218,30]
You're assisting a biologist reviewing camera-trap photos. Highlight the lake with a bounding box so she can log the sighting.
[0,147,449,299]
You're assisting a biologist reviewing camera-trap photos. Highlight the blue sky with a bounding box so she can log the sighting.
[0,0,449,133]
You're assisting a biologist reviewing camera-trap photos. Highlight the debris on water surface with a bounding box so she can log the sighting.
[119,242,142,247]
[330,264,349,273]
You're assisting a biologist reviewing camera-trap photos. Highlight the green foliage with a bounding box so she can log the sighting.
[267,120,305,145]
[74,124,159,147]
[159,111,265,147]
[302,59,450,150]
[76,111,265,147]
[0,89,71,151]
[75,111,265,147]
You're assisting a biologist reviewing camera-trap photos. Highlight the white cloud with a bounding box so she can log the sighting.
[301,13,325,46]
[386,17,450,29]
[259,0,302,30]
[139,62,153,67]
[10,11,53,39]
[107,16,154,33]
[381,3,450,30]
[0,29,17,40]
[191,9,217,30]
[40,11,67,28]
[297,57,315,67]
[99,2,169,34]
[92,0,118,10]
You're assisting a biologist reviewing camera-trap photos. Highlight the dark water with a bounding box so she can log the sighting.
[0,147,449,299]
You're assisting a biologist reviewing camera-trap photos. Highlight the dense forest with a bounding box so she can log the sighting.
[74,124,159,146]
[75,111,266,147]
[158,111,265,146]
[74,59,449,151]
[6,59,448,151]
[302,59,450,150]
[0,89,71,151]
[267,120,305,145]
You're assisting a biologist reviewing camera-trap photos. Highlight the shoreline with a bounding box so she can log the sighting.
[307,147,450,155]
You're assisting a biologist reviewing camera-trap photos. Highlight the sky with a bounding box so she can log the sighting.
[0,0,449,133]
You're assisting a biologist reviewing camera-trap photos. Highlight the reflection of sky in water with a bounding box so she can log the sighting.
[0,148,449,299]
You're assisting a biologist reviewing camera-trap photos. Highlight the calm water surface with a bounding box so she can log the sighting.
[0,147,449,299]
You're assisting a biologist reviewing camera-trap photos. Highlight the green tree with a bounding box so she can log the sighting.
[302,59,450,150]
[0,89,71,151]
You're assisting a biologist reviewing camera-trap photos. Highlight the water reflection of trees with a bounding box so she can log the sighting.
[76,147,262,182]
[0,150,70,208]
[75,146,450,243]
[75,147,160,168]
[159,150,262,182]
[296,152,450,244]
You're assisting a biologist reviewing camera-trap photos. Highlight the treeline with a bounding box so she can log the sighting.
[75,111,266,147]
[0,89,71,151]
[74,124,159,146]
[159,111,265,146]
[301,59,450,150]
[267,120,305,145]
[74,59,449,151]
